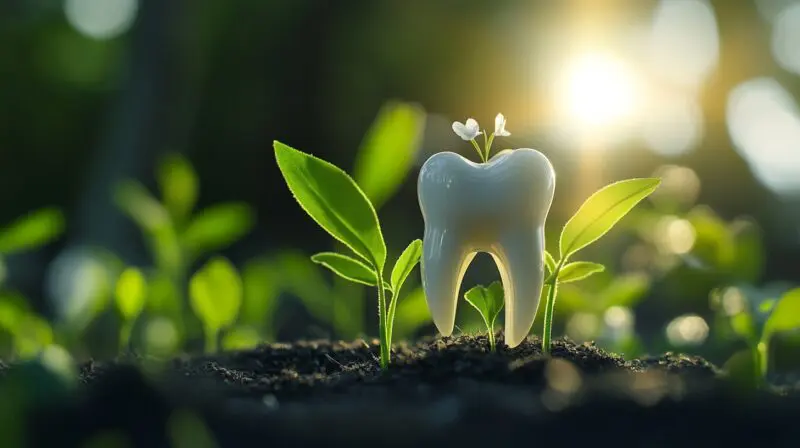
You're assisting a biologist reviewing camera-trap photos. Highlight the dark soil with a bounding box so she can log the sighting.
[4,334,800,447]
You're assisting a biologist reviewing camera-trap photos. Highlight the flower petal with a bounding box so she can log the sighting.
[494,113,510,136]
[453,118,482,140]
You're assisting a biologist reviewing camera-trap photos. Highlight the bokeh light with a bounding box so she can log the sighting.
[641,95,704,157]
[772,3,800,75]
[647,0,719,88]
[654,215,697,255]
[726,77,800,194]
[64,0,139,40]
[756,0,800,23]
[665,314,710,346]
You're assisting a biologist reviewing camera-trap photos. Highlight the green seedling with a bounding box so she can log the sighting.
[114,267,147,351]
[722,287,800,386]
[464,281,504,351]
[189,256,243,353]
[540,177,660,353]
[274,141,423,369]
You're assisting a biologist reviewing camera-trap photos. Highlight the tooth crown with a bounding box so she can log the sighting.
[418,148,556,347]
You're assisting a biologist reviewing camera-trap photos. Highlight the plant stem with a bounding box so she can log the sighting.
[470,139,485,162]
[488,325,496,352]
[542,266,561,355]
[386,287,400,347]
[376,270,390,369]
[485,133,495,160]
[756,340,769,386]
[119,320,134,352]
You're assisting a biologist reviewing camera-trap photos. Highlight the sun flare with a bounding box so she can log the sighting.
[559,52,640,130]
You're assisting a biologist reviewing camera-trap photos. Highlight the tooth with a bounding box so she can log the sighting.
[417,149,555,347]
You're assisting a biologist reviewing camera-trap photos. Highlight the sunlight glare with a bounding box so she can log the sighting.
[559,52,640,132]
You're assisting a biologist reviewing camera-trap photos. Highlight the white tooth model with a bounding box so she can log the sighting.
[418,115,556,348]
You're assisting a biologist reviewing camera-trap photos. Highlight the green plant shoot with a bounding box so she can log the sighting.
[274,141,422,369]
[542,178,661,354]
[189,257,243,353]
[464,281,504,351]
[114,267,147,350]
[725,287,800,386]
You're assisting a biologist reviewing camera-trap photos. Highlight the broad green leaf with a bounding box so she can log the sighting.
[393,287,431,340]
[115,267,147,321]
[599,273,650,309]
[559,178,661,259]
[221,326,261,350]
[730,312,757,344]
[353,102,426,210]
[390,239,422,294]
[557,262,605,284]
[0,208,65,255]
[544,250,556,274]
[464,281,504,328]
[157,153,199,224]
[311,252,379,287]
[763,288,800,342]
[274,141,386,270]
[189,257,242,331]
[114,180,171,233]
[182,203,254,258]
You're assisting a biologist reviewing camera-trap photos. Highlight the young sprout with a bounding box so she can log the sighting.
[721,286,800,386]
[464,281,504,351]
[114,267,147,351]
[189,256,243,353]
[274,141,423,369]
[451,113,511,163]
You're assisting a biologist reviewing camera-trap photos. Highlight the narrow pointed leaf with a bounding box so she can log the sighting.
[544,250,556,274]
[560,178,661,258]
[558,262,605,284]
[274,141,386,269]
[182,203,255,258]
[157,153,199,224]
[0,208,65,255]
[390,239,422,294]
[311,252,379,287]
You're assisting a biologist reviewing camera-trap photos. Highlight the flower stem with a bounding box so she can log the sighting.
[470,139,485,162]
[485,133,495,160]
[376,270,390,369]
[488,324,496,352]
[542,264,561,354]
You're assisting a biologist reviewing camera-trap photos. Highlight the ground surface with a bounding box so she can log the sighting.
[4,334,800,447]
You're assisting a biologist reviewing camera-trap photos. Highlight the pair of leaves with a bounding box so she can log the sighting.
[464,281,504,330]
[189,257,242,332]
[311,239,422,295]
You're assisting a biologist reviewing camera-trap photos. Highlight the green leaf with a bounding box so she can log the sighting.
[311,252,380,287]
[115,267,147,321]
[390,239,422,294]
[221,326,261,351]
[0,208,65,255]
[114,180,171,233]
[559,178,661,259]
[763,288,800,343]
[599,273,650,309]
[157,153,199,225]
[464,281,505,328]
[189,257,243,331]
[240,258,281,330]
[274,141,386,270]
[544,250,556,274]
[182,203,254,258]
[353,102,426,210]
[557,262,605,284]
[730,312,758,344]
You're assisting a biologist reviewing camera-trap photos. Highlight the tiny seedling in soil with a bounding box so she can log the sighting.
[274,141,422,369]
[464,281,504,351]
[723,287,800,386]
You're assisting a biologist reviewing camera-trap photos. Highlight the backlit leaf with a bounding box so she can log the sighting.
[182,203,254,258]
[390,239,422,294]
[274,141,386,269]
[189,257,242,331]
[115,267,147,321]
[157,153,199,225]
[464,281,504,328]
[311,252,379,287]
[559,178,660,259]
[557,262,605,284]
[353,102,426,210]
[0,208,65,255]
[544,250,556,274]
[763,288,800,342]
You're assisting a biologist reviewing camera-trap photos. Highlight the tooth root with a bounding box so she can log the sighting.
[492,226,545,347]
[421,227,475,337]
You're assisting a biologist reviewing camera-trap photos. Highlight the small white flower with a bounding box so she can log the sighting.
[494,113,510,137]
[452,118,483,141]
